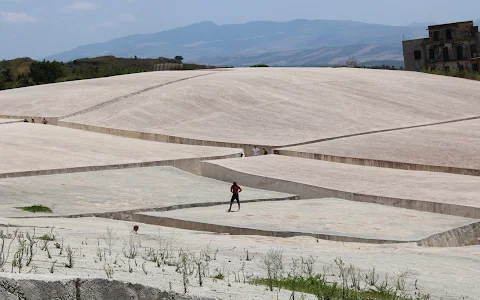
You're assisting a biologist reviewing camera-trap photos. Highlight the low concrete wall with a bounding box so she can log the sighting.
[61,195,299,220]
[418,222,480,247]
[0,119,23,125]
[0,115,58,125]
[0,153,241,179]
[200,161,480,219]
[276,150,480,176]
[58,121,273,157]
[0,276,212,300]
[133,214,412,245]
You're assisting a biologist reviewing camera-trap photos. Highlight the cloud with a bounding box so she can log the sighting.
[119,14,136,22]
[0,11,38,23]
[64,2,99,12]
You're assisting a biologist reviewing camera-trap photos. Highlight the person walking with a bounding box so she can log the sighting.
[252,146,260,156]
[228,182,242,212]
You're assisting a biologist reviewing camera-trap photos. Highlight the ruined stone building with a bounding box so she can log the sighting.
[403,21,480,72]
[154,63,184,71]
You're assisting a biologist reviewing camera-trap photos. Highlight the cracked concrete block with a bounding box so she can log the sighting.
[0,277,76,300]
[0,277,213,300]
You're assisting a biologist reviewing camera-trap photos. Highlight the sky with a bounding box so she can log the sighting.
[0,0,479,60]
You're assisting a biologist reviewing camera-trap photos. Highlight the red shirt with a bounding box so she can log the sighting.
[231,185,242,193]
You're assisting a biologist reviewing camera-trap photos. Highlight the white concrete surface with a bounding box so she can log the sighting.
[2,68,480,299]
[0,71,214,117]
[0,217,477,300]
[201,156,480,215]
[63,68,480,146]
[0,123,241,176]
[0,166,294,217]
[279,118,480,174]
[137,199,478,243]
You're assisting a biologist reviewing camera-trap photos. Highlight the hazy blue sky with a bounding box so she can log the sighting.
[1,0,479,59]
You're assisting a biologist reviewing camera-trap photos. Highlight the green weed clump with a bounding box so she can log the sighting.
[212,272,225,280]
[423,69,480,81]
[16,205,52,213]
[252,275,429,300]
[252,256,429,300]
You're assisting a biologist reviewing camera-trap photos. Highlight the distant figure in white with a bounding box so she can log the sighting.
[252,146,260,156]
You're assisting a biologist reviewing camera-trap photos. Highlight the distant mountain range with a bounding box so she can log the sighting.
[46,18,480,67]
[189,44,404,67]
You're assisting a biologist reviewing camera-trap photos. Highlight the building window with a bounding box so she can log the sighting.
[443,47,450,61]
[471,44,478,58]
[429,48,435,60]
[433,31,439,41]
[471,26,478,36]
[414,50,422,60]
[446,29,452,40]
[473,63,479,72]
[456,45,464,60]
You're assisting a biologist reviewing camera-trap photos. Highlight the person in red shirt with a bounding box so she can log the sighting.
[228,182,242,212]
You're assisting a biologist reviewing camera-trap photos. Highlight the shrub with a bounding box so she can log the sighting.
[16,205,52,213]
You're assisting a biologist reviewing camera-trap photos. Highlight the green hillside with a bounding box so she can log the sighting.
[0,56,214,91]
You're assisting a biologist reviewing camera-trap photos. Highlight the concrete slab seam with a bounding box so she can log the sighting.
[58,72,216,120]
[278,115,480,148]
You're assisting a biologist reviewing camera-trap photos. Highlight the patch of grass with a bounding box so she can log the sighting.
[423,69,480,81]
[16,205,52,213]
[251,275,429,300]
[38,233,55,241]
[212,273,225,280]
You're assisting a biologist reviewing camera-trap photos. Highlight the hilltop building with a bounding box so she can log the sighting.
[403,21,480,72]
[154,63,184,71]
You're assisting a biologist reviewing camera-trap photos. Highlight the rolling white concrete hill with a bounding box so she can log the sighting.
[57,68,480,149]
[2,67,480,299]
